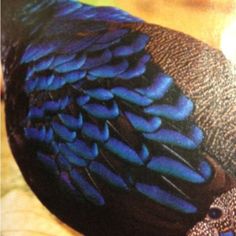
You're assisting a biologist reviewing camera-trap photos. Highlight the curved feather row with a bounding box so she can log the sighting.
[20,0,213,215]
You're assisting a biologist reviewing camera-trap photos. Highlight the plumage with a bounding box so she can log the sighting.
[1,0,236,236]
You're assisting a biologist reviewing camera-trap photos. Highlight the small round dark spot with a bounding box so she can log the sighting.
[208,207,223,219]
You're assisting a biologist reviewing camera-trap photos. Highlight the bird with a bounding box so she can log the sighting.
[1,0,236,235]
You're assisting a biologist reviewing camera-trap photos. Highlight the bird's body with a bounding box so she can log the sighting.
[2,0,236,235]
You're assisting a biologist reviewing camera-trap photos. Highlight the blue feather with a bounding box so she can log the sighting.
[88,38,122,52]
[220,231,235,236]
[87,75,97,81]
[57,155,71,171]
[34,56,54,72]
[143,127,203,149]
[28,98,70,117]
[55,54,86,73]
[72,6,97,19]
[111,87,152,106]
[125,111,161,133]
[25,67,35,80]
[21,42,59,63]
[136,183,197,213]
[144,95,193,121]
[82,49,112,69]
[82,122,109,142]
[85,88,114,101]
[131,34,149,52]
[119,55,150,79]
[97,29,128,44]
[56,1,82,17]
[67,139,98,160]
[199,161,212,179]
[58,143,87,167]
[113,34,149,57]
[24,0,52,14]
[113,46,133,57]
[64,71,86,83]
[89,60,129,78]
[51,54,76,68]
[66,4,141,22]
[24,127,53,143]
[60,35,100,54]
[136,73,173,99]
[25,79,39,93]
[52,122,76,142]
[104,137,143,165]
[43,97,70,113]
[70,169,105,205]
[47,76,66,90]
[147,157,206,183]
[139,144,150,162]
[89,161,128,190]
[35,75,54,91]
[59,113,83,130]
[76,95,90,106]
[27,107,44,119]
[82,102,119,119]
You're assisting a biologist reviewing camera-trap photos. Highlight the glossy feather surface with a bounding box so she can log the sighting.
[2,0,236,235]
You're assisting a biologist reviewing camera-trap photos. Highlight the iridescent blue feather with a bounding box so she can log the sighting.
[21,0,213,214]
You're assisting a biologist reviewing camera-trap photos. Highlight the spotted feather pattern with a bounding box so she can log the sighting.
[20,0,213,214]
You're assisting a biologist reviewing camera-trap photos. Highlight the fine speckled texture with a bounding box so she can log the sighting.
[187,188,236,236]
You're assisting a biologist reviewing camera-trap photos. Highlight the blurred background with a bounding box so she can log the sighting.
[1,0,236,235]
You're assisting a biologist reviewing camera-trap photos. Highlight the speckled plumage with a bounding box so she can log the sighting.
[187,188,236,236]
[2,0,236,235]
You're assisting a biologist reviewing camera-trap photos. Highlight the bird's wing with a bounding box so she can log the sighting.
[14,1,231,234]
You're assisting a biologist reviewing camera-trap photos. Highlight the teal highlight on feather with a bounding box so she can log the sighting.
[147,157,206,183]
[143,127,203,150]
[144,95,194,121]
[139,144,150,162]
[136,183,197,213]
[112,87,153,106]
[104,137,143,165]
